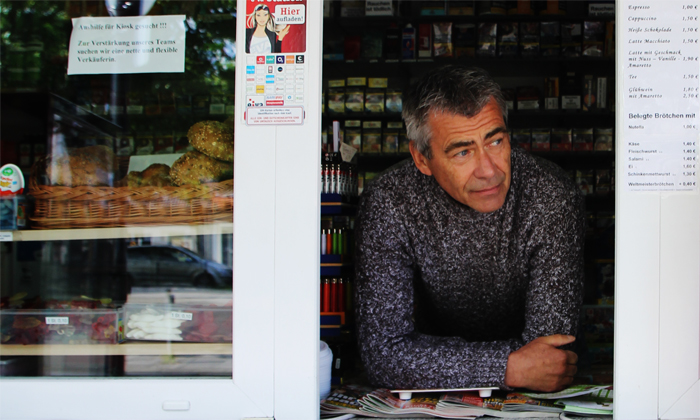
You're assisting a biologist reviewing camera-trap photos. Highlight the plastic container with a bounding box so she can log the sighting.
[123,304,232,343]
[319,340,333,400]
[0,309,123,345]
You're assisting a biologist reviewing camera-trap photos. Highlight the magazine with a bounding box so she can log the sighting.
[321,385,611,419]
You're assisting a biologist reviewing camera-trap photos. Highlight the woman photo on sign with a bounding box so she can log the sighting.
[245,4,290,54]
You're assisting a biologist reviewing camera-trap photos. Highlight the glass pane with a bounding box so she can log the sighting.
[1,0,236,378]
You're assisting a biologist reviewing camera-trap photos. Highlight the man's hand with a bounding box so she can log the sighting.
[504,334,578,392]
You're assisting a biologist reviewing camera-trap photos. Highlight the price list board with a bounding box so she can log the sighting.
[623,0,700,192]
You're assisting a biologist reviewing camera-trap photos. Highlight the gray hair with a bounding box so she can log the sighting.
[402,66,508,159]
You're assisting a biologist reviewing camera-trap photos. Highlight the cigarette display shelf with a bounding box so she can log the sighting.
[0,222,233,242]
[0,342,231,356]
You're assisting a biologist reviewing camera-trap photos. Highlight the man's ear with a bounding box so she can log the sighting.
[409,141,433,177]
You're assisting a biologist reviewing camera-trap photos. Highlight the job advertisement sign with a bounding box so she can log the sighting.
[67,15,186,75]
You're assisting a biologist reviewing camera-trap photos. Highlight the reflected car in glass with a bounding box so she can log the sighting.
[126,245,232,289]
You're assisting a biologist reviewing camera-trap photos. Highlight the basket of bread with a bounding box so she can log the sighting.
[28,120,234,229]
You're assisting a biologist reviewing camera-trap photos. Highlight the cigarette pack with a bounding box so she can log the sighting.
[385,89,403,113]
[519,21,540,57]
[561,22,582,57]
[509,0,533,15]
[345,88,365,113]
[323,32,345,61]
[328,89,346,114]
[477,22,497,57]
[399,128,410,153]
[540,21,560,56]
[573,128,594,151]
[550,128,572,151]
[344,35,361,60]
[604,22,615,57]
[433,22,453,57]
[512,128,532,151]
[453,23,476,58]
[516,86,540,111]
[561,71,581,110]
[502,88,516,111]
[418,24,432,58]
[497,22,518,57]
[477,1,508,15]
[385,23,401,60]
[544,76,559,110]
[420,0,446,16]
[344,120,362,151]
[402,24,416,59]
[596,169,611,195]
[362,121,382,153]
[534,0,567,15]
[576,169,595,195]
[365,90,386,113]
[362,29,384,60]
[594,128,614,151]
[582,75,597,112]
[448,0,475,15]
[383,122,403,153]
[583,21,605,57]
[596,76,608,111]
[531,128,551,152]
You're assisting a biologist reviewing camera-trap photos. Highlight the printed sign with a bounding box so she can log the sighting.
[246,107,304,125]
[67,15,186,75]
[245,0,306,54]
[46,317,70,325]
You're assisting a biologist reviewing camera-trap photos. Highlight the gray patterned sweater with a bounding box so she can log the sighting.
[355,146,584,390]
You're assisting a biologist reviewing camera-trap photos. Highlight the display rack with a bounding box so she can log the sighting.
[0,222,233,242]
[0,342,232,356]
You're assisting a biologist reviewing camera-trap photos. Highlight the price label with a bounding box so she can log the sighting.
[170,311,193,321]
[46,317,69,325]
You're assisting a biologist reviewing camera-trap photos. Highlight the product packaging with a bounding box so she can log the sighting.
[561,22,582,57]
[576,169,595,195]
[551,128,573,151]
[398,127,410,153]
[582,75,597,111]
[519,21,540,57]
[344,121,362,151]
[448,0,475,15]
[345,90,365,113]
[540,21,560,56]
[402,24,416,59]
[531,128,551,152]
[544,76,560,110]
[573,128,594,151]
[0,308,124,345]
[516,86,541,111]
[509,0,533,15]
[385,89,403,113]
[420,0,446,15]
[124,304,232,343]
[561,71,581,110]
[383,122,402,153]
[362,29,384,60]
[328,89,346,114]
[385,23,401,60]
[453,23,477,58]
[512,128,532,151]
[365,90,386,113]
[596,76,608,110]
[362,121,382,153]
[594,128,614,151]
[344,35,361,60]
[418,24,432,58]
[477,22,497,57]
[433,22,453,57]
[583,21,605,57]
[596,169,611,195]
[502,88,516,111]
[497,22,518,57]
[477,1,508,15]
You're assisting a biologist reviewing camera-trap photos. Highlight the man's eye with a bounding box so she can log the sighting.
[456,150,470,157]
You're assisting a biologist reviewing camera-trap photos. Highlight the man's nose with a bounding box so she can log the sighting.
[473,149,497,178]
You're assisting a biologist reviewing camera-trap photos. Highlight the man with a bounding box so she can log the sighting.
[355,66,584,392]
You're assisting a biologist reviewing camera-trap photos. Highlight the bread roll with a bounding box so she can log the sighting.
[187,121,234,162]
[45,145,118,187]
[170,151,233,186]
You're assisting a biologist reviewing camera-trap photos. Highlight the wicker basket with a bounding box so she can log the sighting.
[27,175,233,229]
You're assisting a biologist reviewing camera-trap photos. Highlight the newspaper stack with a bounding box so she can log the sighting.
[321,384,612,419]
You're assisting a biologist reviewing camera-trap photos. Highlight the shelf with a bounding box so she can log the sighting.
[0,222,233,242]
[0,342,232,356]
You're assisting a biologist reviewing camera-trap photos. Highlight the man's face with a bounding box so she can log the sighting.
[409,98,511,213]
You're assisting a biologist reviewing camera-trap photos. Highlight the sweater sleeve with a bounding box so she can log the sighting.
[355,180,521,390]
[522,183,585,344]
